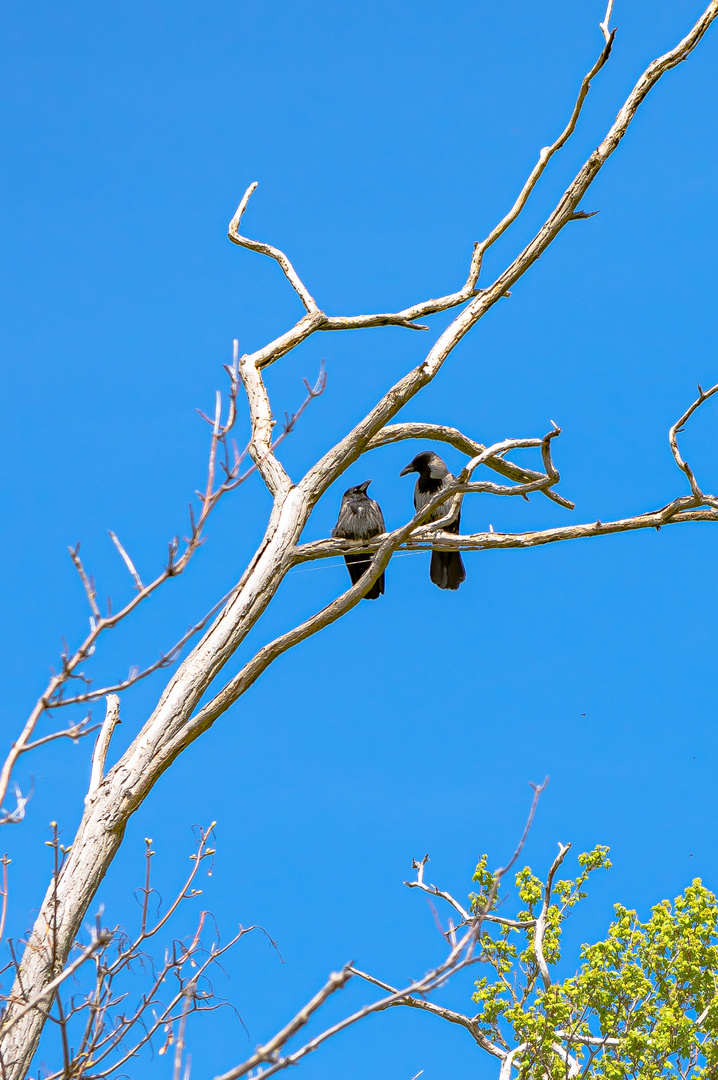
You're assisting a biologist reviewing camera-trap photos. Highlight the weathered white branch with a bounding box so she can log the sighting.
[233,0,619,371]
[554,1030,621,1047]
[228,183,320,313]
[298,3,718,508]
[669,382,718,505]
[86,696,122,801]
[600,0,615,44]
[366,422,575,508]
[499,1043,527,1080]
[534,843,571,990]
[238,353,291,497]
[108,531,144,591]
[467,14,616,286]
[551,1042,581,1078]
[404,877,471,922]
[296,501,718,563]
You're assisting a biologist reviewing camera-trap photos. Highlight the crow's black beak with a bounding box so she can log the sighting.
[359,480,372,493]
[399,464,414,477]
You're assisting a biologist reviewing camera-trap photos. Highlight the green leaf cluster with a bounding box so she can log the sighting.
[470,847,718,1077]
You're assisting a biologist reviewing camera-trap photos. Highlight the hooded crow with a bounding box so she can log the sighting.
[332,480,386,600]
[400,451,466,590]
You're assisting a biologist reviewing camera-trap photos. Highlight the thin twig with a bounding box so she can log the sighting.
[108,531,144,591]
[0,933,111,1038]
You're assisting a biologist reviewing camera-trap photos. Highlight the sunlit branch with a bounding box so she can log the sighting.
[365,422,575,509]
[349,966,505,1056]
[233,1,619,375]
[466,6,616,287]
[54,583,239,709]
[228,183,320,313]
[533,843,571,990]
[87,696,122,800]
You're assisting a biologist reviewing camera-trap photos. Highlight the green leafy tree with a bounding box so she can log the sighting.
[471,846,718,1077]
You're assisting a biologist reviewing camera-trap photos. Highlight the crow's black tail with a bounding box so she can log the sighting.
[345,554,385,600]
[430,549,466,591]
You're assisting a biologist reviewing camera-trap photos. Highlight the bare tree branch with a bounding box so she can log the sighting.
[365,422,575,509]
[108,531,144,591]
[0,931,112,1039]
[0,356,324,810]
[669,382,718,505]
[349,966,505,1057]
[87,696,122,799]
[466,12,616,287]
[228,183,320,313]
[238,351,292,497]
[230,0,619,365]
[533,842,571,990]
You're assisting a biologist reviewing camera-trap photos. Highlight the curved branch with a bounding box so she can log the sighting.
[499,1043,527,1080]
[365,422,575,509]
[348,967,504,1057]
[228,183,320,313]
[239,353,291,497]
[467,14,616,286]
[669,381,718,504]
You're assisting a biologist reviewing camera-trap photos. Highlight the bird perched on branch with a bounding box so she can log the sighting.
[332,480,386,600]
[400,451,466,591]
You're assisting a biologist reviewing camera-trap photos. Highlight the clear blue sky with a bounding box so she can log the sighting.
[2,1,717,1077]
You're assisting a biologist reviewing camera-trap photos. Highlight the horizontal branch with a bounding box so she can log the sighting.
[295,500,718,562]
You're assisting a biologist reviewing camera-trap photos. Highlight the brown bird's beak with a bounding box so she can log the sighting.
[359,480,372,493]
[399,463,414,477]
